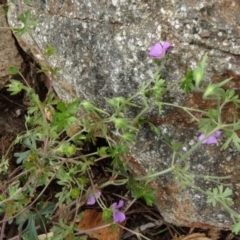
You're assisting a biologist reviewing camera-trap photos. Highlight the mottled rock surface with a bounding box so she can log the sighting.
[7,0,240,229]
[0,6,23,89]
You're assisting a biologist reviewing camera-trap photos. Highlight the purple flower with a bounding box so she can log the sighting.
[198,130,222,144]
[87,190,101,205]
[112,200,126,223]
[149,42,171,59]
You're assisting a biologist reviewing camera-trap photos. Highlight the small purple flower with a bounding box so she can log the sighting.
[198,130,222,144]
[149,42,171,59]
[112,200,126,223]
[87,190,101,205]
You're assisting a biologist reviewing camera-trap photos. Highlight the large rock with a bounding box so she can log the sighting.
[7,0,240,229]
[0,5,23,89]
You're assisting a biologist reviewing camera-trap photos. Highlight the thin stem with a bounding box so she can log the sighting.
[19,72,31,88]
[0,158,67,224]
[162,102,206,114]
[178,126,220,164]
[132,105,149,126]
[100,178,129,188]
[0,214,7,240]
[118,223,151,240]
[75,223,113,235]
[29,35,55,95]
[135,166,174,181]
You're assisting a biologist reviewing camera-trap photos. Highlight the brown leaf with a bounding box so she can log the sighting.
[208,228,221,240]
[78,209,120,240]
[44,106,53,122]
[172,233,212,240]
[67,124,81,137]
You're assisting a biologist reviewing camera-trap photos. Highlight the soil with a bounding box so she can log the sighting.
[1,2,240,240]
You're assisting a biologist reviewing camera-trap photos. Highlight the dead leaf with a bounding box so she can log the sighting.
[208,228,221,240]
[44,106,53,122]
[225,232,235,240]
[67,124,81,137]
[172,233,212,240]
[38,232,53,239]
[78,209,120,240]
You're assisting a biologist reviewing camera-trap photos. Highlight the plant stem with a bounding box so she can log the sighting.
[135,166,174,181]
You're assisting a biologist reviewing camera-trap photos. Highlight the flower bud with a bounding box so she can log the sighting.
[81,101,95,111]
[113,118,128,129]
[193,66,204,88]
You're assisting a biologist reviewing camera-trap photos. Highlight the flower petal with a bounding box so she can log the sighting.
[112,202,117,210]
[112,200,124,210]
[197,133,205,141]
[113,212,126,223]
[198,131,221,145]
[87,196,96,205]
[213,130,222,137]
[148,43,163,59]
[162,41,171,51]
[95,190,101,198]
[116,200,124,209]
[204,136,217,144]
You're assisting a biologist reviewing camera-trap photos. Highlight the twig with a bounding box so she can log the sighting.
[0,214,7,240]
[121,220,163,239]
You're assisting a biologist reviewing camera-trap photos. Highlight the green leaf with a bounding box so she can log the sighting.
[44,45,56,56]
[9,182,25,200]
[56,166,73,185]
[81,101,95,112]
[198,109,218,134]
[127,179,156,206]
[232,219,240,234]
[65,144,76,157]
[70,188,80,199]
[9,66,20,75]
[219,88,240,106]
[55,187,71,205]
[50,220,77,240]
[56,142,76,157]
[37,202,55,215]
[97,147,108,157]
[52,99,80,132]
[108,144,129,157]
[14,10,38,35]
[193,53,208,88]
[112,117,129,129]
[231,132,240,150]
[163,134,171,146]
[171,140,182,152]
[102,208,113,223]
[152,78,166,100]
[148,122,161,136]
[121,132,136,142]
[180,69,194,94]
[7,79,24,95]
[80,160,93,172]
[206,185,233,208]
[14,150,31,164]
[0,156,9,174]
[67,98,81,114]
[106,96,126,110]
[203,78,231,98]
[56,101,66,112]
[222,131,240,151]
[206,193,217,207]
[19,215,39,240]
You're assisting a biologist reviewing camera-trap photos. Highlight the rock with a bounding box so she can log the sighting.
[6,0,240,229]
[0,5,23,90]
